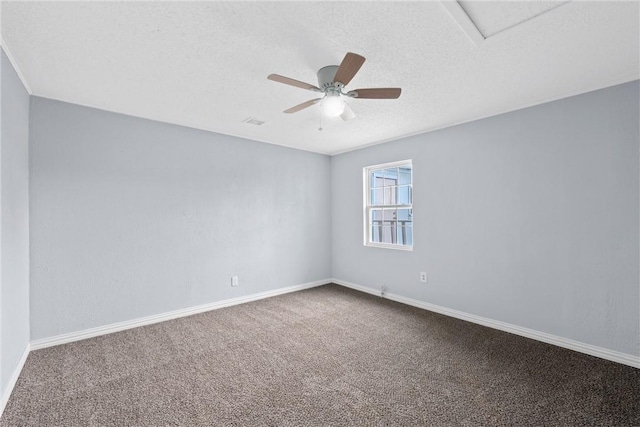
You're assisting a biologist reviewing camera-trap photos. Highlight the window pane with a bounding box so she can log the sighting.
[384,168,398,186]
[381,226,393,244]
[371,209,387,243]
[398,185,412,205]
[405,225,413,246]
[371,225,382,243]
[371,170,385,188]
[396,225,406,245]
[382,208,396,224]
[384,186,397,205]
[383,209,397,244]
[371,209,383,225]
[371,188,383,205]
[399,166,412,185]
[397,208,412,222]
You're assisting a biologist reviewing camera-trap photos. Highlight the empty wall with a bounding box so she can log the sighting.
[29,97,331,340]
[332,81,639,357]
[1,49,30,397]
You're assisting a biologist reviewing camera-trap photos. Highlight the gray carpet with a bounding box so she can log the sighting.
[2,284,638,426]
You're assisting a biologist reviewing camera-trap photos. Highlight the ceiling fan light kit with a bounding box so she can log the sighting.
[268,52,402,121]
[321,93,345,117]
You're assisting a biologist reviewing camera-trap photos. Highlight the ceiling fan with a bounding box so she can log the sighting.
[267,52,401,121]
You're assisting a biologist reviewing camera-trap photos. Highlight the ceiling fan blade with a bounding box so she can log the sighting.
[268,74,320,91]
[284,98,323,114]
[333,52,366,86]
[340,103,356,121]
[352,88,402,99]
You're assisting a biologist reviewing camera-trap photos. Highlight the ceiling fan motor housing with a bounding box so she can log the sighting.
[317,65,340,91]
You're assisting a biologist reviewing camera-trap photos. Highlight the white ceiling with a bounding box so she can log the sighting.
[2,1,638,155]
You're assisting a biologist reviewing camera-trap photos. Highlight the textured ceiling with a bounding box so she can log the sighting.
[2,1,639,155]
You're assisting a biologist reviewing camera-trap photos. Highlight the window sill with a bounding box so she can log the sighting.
[364,242,413,251]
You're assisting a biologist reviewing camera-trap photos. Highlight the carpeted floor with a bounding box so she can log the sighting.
[2,284,639,426]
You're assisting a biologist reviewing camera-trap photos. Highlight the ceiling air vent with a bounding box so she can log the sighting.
[242,117,265,126]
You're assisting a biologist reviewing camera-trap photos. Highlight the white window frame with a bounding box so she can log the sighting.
[363,159,413,251]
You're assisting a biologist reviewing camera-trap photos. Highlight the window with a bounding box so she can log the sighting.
[364,160,413,250]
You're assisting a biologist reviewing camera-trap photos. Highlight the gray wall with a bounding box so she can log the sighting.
[1,49,30,395]
[29,97,331,340]
[332,81,639,356]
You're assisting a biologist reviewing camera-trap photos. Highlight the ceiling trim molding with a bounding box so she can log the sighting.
[440,0,485,47]
[1,37,33,95]
[330,73,639,156]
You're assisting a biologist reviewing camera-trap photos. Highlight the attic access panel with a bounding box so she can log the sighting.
[458,1,569,38]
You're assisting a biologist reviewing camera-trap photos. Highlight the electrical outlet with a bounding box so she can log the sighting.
[420,272,427,283]
[231,276,239,287]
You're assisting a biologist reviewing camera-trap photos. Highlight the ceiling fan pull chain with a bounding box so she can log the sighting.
[318,110,323,131]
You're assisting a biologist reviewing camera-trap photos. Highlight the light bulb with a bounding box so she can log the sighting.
[321,94,345,117]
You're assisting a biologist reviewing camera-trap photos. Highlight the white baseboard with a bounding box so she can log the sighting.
[0,343,30,419]
[31,279,331,351]
[332,278,640,369]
